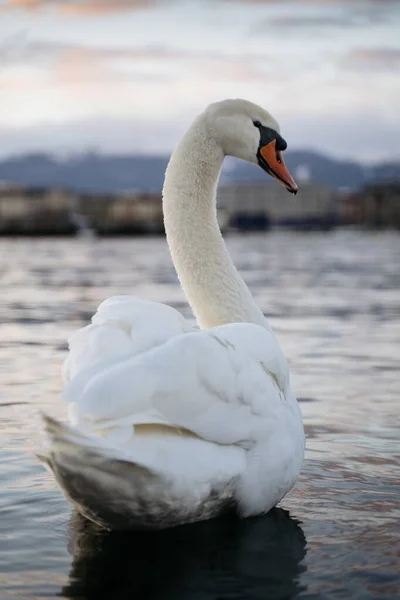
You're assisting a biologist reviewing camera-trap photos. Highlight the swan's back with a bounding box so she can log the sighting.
[42,296,245,528]
[42,295,303,529]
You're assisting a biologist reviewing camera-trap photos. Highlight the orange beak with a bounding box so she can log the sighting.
[258,139,298,194]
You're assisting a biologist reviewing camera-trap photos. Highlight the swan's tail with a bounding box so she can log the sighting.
[38,415,190,530]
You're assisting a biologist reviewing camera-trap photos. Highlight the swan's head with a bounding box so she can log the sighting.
[205,99,298,194]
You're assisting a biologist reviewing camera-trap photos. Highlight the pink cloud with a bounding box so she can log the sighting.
[3,0,156,16]
[0,39,273,84]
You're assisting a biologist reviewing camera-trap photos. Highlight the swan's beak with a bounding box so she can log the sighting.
[258,139,298,195]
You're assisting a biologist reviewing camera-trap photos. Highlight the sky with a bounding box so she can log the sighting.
[0,0,399,162]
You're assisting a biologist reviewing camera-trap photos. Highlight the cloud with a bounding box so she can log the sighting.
[269,16,356,28]
[342,47,400,71]
[0,38,272,84]
[1,107,400,163]
[1,0,399,162]
[0,114,183,157]
[2,0,157,16]
[0,38,276,131]
[283,110,400,163]
[231,0,396,4]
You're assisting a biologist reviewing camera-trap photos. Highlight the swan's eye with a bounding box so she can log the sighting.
[253,120,262,128]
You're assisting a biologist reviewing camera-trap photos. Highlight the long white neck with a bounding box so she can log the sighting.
[162,113,267,330]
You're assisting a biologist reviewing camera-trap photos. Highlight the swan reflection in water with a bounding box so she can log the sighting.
[61,508,307,600]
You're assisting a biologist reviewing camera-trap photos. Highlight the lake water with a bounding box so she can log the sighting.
[1,231,399,600]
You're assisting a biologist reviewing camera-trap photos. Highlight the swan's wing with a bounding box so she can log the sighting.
[64,322,292,448]
[63,295,194,383]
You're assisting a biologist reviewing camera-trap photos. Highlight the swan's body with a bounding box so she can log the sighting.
[40,99,305,530]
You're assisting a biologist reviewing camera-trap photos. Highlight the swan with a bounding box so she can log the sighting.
[39,99,305,530]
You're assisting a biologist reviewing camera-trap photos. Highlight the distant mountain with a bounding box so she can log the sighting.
[0,151,399,193]
[0,152,168,194]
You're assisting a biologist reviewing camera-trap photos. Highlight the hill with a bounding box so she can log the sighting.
[0,151,399,193]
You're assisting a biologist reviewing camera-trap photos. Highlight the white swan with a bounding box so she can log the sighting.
[40,99,305,530]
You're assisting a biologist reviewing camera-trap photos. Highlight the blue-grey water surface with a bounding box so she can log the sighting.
[1,231,399,599]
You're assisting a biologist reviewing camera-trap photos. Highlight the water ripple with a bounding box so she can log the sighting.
[0,231,399,599]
